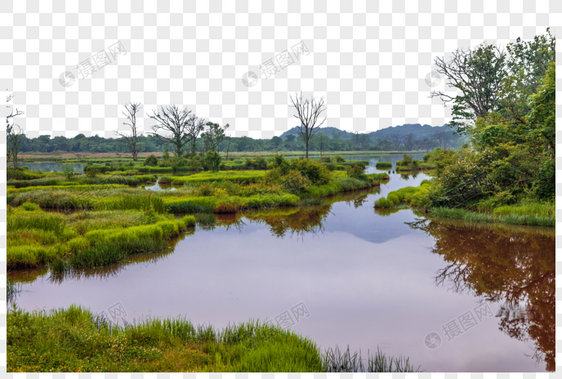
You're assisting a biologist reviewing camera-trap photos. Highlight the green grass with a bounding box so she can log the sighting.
[375,162,392,169]
[131,174,158,184]
[169,170,266,184]
[374,182,432,209]
[429,206,555,227]
[7,204,195,270]
[8,184,128,195]
[395,159,436,171]
[7,305,324,372]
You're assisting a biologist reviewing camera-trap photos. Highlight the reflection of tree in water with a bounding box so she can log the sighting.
[407,218,555,371]
[220,188,376,238]
[243,205,331,238]
[46,229,195,284]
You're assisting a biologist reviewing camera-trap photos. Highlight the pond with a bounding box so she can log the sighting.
[8,155,554,372]
[22,162,88,174]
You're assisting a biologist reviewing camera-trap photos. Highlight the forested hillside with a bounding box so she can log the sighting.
[18,123,464,154]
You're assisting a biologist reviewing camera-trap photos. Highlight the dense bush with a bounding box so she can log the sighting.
[289,159,331,185]
[144,154,159,166]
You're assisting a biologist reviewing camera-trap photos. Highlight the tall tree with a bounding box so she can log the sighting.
[201,121,229,152]
[116,102,142,160]
[290,92,327,159]
[187,116,206,156]
[149,105,201,157]
[6,92,24,170]
[7,125,24,171]
[430,43,507,134]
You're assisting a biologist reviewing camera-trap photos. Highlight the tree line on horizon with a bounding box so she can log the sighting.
[12,125,463,155]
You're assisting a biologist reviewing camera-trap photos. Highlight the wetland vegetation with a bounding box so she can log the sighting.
[6,29,555,372]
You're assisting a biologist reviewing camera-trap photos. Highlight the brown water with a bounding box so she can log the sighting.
[8,154,555,372]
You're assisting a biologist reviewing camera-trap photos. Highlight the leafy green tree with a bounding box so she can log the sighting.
[201,122,229,152]
[431,44,507,134]
[526,62,555,154]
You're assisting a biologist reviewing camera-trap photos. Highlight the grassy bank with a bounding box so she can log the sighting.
[7,202,195,270]
[427,205,554,227]
[7,305,323,372]
[374,181,554,227]
[7,305,420,373]
[8,157,384,270]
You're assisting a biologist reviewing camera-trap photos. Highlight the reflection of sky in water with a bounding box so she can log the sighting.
[143,178,177,192]
[10,156,552,372]
[24,162,87,174]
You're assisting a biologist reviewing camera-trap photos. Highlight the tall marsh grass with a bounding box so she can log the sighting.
[323,346,421,372]
[7,305,325,372]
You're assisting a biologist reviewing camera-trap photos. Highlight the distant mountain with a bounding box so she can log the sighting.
[280,123,455,140]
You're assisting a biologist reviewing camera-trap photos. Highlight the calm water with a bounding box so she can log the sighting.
[23,162,87,174]
[8,154,554,372]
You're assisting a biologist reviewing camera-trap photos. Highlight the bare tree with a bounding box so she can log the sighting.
[149,105,203,157]
[6,92,24,170]
[116,102,142,160]
[186,116,206,156]
[430,44,507,133]
[290,92,326,159]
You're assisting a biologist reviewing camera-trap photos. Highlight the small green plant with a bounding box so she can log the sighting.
[375,161,392,169]
[62,163,76,179]
[144,154,159,166]
[203,150,222,172]
[85,167,99,178]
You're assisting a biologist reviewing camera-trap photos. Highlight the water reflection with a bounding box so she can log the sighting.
[144,177,178,192]
[23,162,87,174]
[407,218,555,371]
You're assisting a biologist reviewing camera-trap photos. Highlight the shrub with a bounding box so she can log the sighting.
[62,164,76,179]
[346,165,367,181]
[144,154,158,167]
[374,197,394,209]
[20,201,41,211]
[280,170,312,194]
[289,159,331,185]
[402,154,413,165]
[203,151,222,172]
[335,155,345,163]
[375,162,392,169]
[182,215,196,227]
